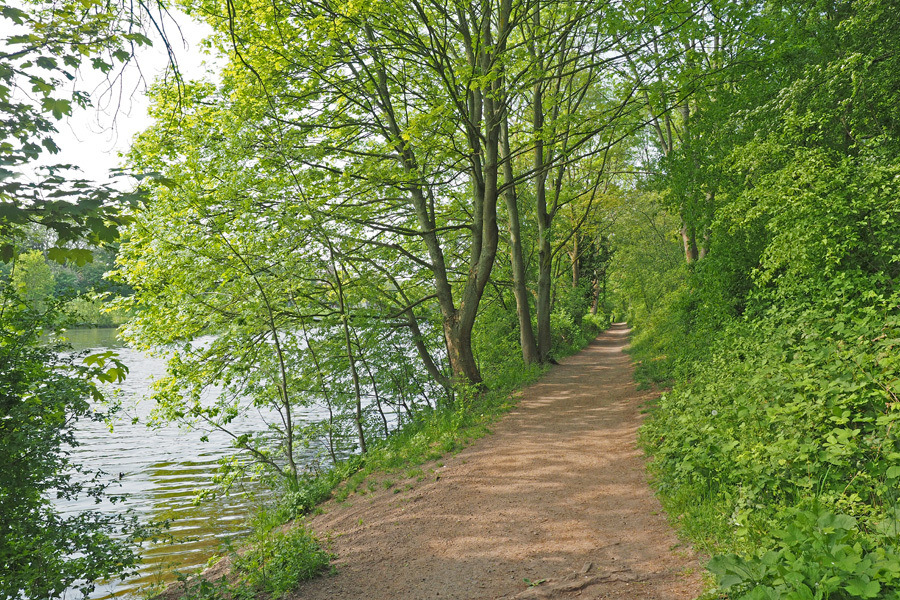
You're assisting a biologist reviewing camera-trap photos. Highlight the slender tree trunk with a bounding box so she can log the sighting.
[532,2,553,363]
[535,100,553,361]
[570,234,580,288]
[356,337,389,438]
[500,116,539,365]
[329,248,367,454]
[219,234,298,481]
[405,308,453,395]
[301,323,338,464]
[699,191,714,259]
[536,202,553,362]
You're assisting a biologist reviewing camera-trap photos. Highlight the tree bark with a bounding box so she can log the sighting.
[532,4,552,363]
[501,116,539,365]
[570,234,580,288]
[681,223,699,264]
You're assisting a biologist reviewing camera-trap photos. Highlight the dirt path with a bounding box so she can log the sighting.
[291,324,703,600]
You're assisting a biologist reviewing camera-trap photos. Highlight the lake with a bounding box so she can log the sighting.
[60,328,288,599]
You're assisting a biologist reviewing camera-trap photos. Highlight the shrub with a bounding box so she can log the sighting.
[235,524,332,599]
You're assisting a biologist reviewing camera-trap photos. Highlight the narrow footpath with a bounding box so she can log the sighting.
[291,324,703,600]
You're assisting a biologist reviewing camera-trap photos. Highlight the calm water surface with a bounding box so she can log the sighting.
[59,328,293,599]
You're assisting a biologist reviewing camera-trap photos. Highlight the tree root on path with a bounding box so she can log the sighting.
[510,562,654,599]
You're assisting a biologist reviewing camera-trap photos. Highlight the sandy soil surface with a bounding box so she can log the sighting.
[290,324,704,600]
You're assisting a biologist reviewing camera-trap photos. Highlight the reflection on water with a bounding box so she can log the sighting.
[59,328,263,599]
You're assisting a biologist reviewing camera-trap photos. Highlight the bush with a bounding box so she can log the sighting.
[709,509,900,599]
[640,283,900,593]
[175,521,330,600]
[235,524,332,599]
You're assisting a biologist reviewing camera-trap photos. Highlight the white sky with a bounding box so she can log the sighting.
[31,13,220,185]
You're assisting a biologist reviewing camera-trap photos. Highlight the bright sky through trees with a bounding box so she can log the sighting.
[12,11,219,185]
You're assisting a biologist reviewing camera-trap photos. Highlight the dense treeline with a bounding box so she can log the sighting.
[618,0,900,597]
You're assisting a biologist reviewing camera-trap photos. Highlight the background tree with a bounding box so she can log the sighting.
[10,249,54,310]
[621,0,762,264]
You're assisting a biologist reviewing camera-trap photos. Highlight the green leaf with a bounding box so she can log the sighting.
[1,5,28,23]
[35,56,58,70]
[844,578,880,598]
[40,98,72,119]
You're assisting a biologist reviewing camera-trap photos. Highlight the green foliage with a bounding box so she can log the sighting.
[174,521,330,600]
[234,524,332,599]
[0,287,148,599]
[709,509,900,600]
[621,1,900,597]
[173,574,250,600]
[11,249,55,310]
[580,311,610,333]
[644,290,900,511]
[472,293,527,379]
[50,246,133,299]
[548,309,581,355]
[607,192,688,385]
[64,295,131,327]
[0,0,147,262]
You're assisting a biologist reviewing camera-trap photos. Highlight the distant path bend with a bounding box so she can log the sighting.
[292,323,703,600]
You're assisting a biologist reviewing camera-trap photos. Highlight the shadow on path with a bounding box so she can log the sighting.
[292,324,703,600]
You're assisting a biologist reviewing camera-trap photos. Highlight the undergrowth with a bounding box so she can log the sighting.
[634,283,900,598]
[173,521,331,600]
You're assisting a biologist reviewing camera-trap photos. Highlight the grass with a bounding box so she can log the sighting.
[172,521,331,600]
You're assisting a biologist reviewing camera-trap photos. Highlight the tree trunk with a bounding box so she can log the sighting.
[681,223,699,264]
[366,4,508,387]
[570,234,580,288]
[501,116,539,365]
[445,316,482,384]
[534,87,552,362]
